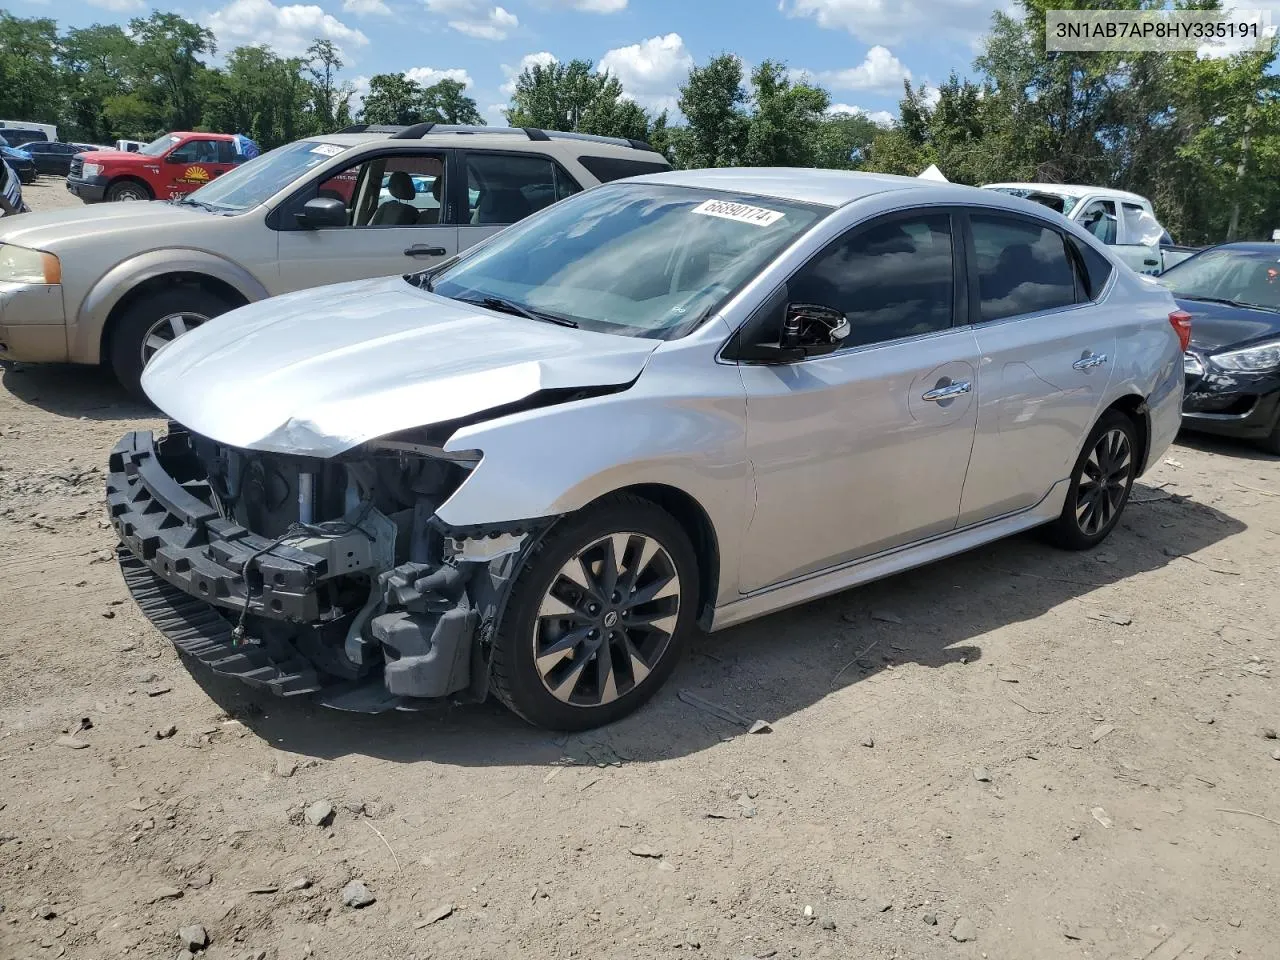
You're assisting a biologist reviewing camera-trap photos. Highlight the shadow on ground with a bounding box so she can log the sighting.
[1174,429,1279,463]
[190,484,1245,768]
[2,363,151,421]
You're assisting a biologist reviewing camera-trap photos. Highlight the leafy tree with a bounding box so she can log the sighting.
[0,14,60,123]
[307,39,344,130]
[674,54,748,168]
[362,73,425,125]
[504,58,664,141]
[744,60,830,167]
[420,78,484,125]
[59,24,135,143]
[813,110,882,170]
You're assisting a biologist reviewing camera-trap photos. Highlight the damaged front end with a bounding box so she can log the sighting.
[106,424,539,712]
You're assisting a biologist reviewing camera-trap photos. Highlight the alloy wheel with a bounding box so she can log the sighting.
[140,312,209,365]
[1075,427,1132,536]
[531,532,681,708]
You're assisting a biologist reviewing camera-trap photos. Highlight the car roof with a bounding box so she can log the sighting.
[983,182,1149,204]
[169,131,237,140]
[624,167,1021,208]
[303,125,660,158]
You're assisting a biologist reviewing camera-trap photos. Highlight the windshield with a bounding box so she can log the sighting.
[1159,248,1280,312]
[428,183,829,338]
[140,134,181,157]
[184,140,350,213]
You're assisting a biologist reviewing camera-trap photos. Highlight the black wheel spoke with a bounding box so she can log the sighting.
[1074,427,1133,538]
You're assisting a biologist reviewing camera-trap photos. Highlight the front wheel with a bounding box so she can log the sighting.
[1044,410,1139,550]
[490,495,699,730]
[106,179,151,202]
[108,287,236,400]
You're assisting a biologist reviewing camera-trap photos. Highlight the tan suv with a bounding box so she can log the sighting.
[0,123,669,396]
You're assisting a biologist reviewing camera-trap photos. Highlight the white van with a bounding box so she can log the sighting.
[982,183,1197,275]
[0,120,58,143]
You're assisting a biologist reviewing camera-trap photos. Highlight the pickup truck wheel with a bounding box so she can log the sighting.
[106,180,151,202]
[490,495,698,730]
[108,288,235,400]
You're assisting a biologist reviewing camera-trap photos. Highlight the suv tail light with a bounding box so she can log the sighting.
[1169,310,1192,352]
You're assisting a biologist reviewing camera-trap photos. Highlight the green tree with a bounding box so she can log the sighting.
[420,78,484,124]
[0,14,60,123]
[674,54,748,168]
[203,46,316,149]
[743,60,830,167]
[128,12,217,132]
[60,23,136,142]
[307,39,344,130]
[361,73,424,125]
[813,110,882,170]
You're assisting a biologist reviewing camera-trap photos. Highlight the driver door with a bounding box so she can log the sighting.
[734,210,981,592]
[275,149,458,290]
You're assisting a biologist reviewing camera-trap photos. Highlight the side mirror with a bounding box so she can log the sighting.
[164,154,187,164]
[295,196,347,229]
[780,302,850,357]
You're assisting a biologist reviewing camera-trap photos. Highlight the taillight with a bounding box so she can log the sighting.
[1169,310,1192,352]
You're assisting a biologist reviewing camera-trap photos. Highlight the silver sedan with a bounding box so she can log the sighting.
[109,167,1187,730]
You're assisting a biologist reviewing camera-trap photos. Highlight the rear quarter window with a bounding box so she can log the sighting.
[576,155,672,183]
[1067,235,1115,301]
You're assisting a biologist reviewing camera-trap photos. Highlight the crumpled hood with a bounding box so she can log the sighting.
[142,276,660,457]
[0,200,209,249]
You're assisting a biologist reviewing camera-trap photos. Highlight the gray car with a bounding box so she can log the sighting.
[0,123,669,396]
[107,168,1186,730]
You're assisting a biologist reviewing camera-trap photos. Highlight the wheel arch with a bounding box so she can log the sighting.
[75,251,268,364]
[1103,392,1152,475]
[105,176,154,200]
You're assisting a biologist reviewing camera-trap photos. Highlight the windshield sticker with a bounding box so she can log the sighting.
[310,143,344,157]
[691,199,784,227]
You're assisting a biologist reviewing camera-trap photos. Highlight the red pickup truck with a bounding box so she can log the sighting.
[66,132,245,204]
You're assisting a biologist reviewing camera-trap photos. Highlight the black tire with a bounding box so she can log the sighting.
[107,286,236,400]
[1258,422,1280,457]
[490,494,699,730]
[106,179,152,203]
[1044,409,1139,550]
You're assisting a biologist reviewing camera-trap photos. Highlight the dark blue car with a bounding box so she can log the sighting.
[1159,242,1280,454]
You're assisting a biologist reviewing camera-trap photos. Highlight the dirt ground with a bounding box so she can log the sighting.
[2,179,1280,960]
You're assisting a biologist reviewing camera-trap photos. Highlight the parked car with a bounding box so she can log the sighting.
[115,139,145,153]
[0,124,670,395]
[65,132,249,203]
[0,141,35,184]
[1158,243,1280,453]
[1,158,27,216]
[22,141,87,177]
[982,183,1197,275]
[0,120,57,143]
[105,169,1186,729]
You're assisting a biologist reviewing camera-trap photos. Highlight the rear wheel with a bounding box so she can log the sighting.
[106,179,151,203]
[490,495,698,730]
[108,287,236,400]
[1045,409,1139,550]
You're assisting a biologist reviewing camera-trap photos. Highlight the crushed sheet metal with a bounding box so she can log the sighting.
[447,531,527,562]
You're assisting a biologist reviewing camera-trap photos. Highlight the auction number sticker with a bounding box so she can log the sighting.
[692,199,784,226]
[310,143,345,156]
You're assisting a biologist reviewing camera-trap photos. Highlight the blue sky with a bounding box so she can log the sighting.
[16,0,1019,125]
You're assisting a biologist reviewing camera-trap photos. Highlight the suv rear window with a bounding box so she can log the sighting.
[576,155,671,183]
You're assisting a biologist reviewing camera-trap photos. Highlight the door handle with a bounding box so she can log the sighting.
[1073,353,1109,371]
[404,244,446,258]
[921,380,972,402]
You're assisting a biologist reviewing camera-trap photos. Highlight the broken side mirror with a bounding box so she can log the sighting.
[296,196,347,229]
[780,302,850,357]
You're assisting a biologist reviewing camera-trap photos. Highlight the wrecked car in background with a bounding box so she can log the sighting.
[108,169,1184,730]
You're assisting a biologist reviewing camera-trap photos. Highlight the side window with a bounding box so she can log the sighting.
[787,213,954,349]
[215,140,237,164]
[313,152,446,227]
[1067,235,1115,301]
[971,214,1077,322]
[466,153,577,225]
[169,139,220,164]
[576,155,671,183]
[1120,202,1163,246]
[1078,199,1117,245]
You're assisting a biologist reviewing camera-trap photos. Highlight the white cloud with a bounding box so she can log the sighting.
[205,0,369,58]
[87,0,145,11]
[485,102,509,124]
[921,83,941,108]
[598,32,694,114]
[499,51,558,96]
[826,103,896,126]
[348,74,371,110]
[405,66,473,87]
[343,0,390,14]
[425,0,518,39]
[781,0,997,45]
[550,0,626,10]
[814,46,910,94]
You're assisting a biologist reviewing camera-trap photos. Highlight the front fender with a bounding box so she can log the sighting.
[73,248,270,364]
[437,350,750,608]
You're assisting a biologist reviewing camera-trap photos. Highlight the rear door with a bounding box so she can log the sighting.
[275,148,458,291]
[454,151,582,253]
[958,210,1116,524]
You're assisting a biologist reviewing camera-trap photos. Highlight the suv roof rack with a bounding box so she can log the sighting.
[334,123,659,153]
